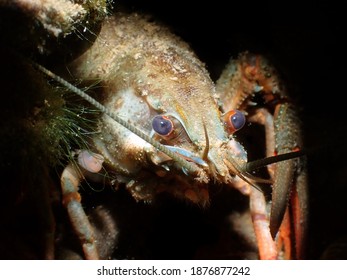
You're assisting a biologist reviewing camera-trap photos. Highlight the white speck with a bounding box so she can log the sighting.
[134,53,142,59]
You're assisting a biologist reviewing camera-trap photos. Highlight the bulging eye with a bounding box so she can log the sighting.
[223,110,246,134]
[152,115,174,136]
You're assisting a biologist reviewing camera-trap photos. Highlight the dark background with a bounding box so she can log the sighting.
[0,0,346,259]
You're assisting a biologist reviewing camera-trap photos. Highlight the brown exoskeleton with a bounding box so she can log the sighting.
[36,12,308,260]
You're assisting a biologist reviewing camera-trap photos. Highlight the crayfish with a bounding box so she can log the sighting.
[35,12,308,260]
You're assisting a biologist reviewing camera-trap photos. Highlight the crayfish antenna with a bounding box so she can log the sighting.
[226,150,304,192]
[244,150,305,173]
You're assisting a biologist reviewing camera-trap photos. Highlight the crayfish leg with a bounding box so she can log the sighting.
[249,90,308,259]
[248,107,297,259]
[270,102,308,259]
[276,168,308,260]
[60,163,99,259]
[276,207,292,259]
[232,178,277,259]
[291,168,308,259]
[249,187,277,259]
[217,52,308,259]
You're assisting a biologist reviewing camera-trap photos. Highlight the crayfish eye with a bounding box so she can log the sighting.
[152,115,174,136]
[224,110,246,134]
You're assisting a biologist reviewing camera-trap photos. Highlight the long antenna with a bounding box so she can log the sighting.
[33,63,202,176]
[244,150,305,172]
